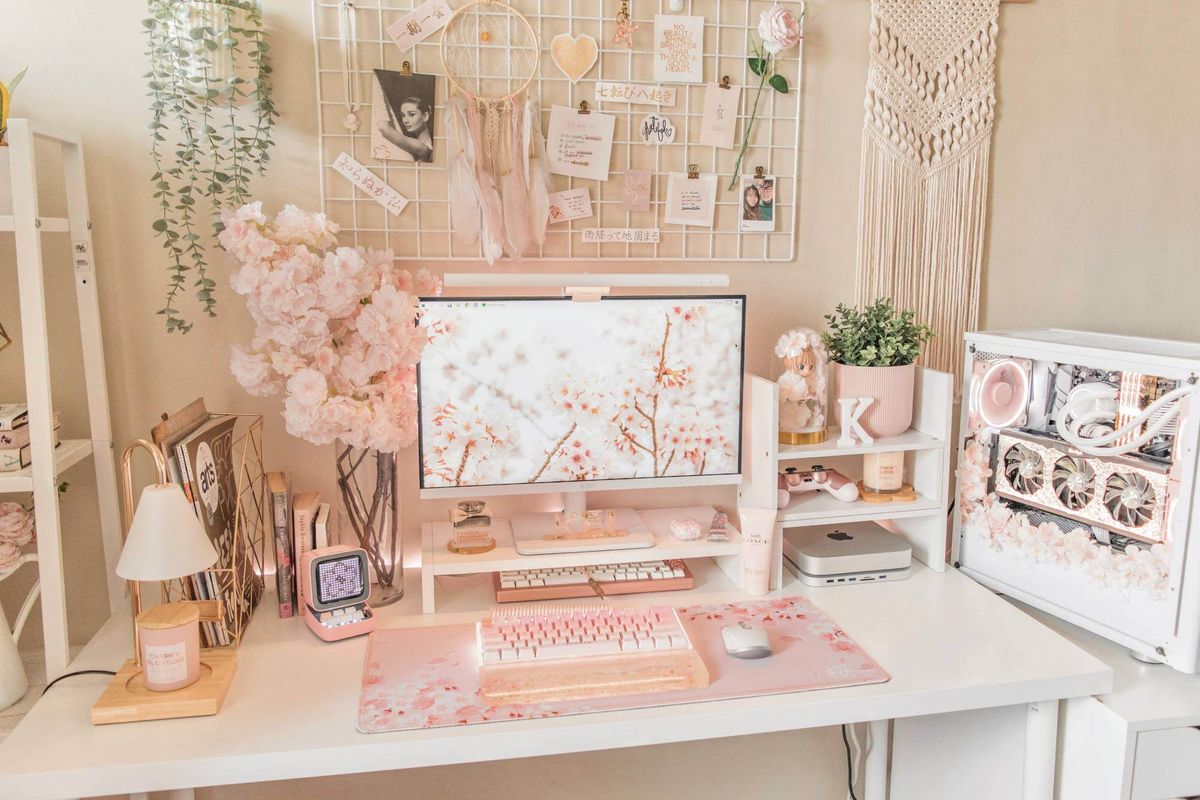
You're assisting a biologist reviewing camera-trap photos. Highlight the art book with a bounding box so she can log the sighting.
[178,415,263,646]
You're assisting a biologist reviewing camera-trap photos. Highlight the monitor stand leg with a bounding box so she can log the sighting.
[562,491,588,515]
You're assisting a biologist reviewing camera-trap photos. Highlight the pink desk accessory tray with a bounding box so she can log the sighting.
[358,596,890,734]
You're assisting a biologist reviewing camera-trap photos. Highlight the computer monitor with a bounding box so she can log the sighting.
[416,295,745,500]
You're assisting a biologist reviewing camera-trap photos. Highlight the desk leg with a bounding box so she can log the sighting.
[1021,700,1059,800]
[864,719,890,799]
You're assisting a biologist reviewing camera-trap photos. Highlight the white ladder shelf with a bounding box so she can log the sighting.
[2,119,123,679]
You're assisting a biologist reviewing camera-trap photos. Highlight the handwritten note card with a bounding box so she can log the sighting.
[664,172,717,227]
[622,170,652,212]
[386,0,452,51]
[653,15,704,84]
[594,81,677,107]
[547,188,594,223]
[581,228,661,244]
[546,105,616,181]
[699,82,741,149]
[332,152,409,216]
[639,114,676,145]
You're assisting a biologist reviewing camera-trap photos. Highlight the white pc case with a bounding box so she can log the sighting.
[952,329,1200,672]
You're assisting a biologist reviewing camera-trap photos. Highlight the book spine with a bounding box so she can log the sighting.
[175,442,215,647]
[293,503,315,607]
[0,444,31,472]
[272,487,295,618]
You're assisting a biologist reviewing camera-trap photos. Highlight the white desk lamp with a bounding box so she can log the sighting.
[91,439,237,725]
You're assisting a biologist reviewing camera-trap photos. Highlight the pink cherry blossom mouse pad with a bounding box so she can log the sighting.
[358,596,890,733]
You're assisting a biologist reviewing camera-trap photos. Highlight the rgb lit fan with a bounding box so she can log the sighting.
[1052,456,1096,511]
[1003,443,1045,494]
[1103,472,1157,528]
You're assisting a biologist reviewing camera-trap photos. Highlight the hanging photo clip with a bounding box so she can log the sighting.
[399,60,413,76]
[755,165,765,179]
[687,163,700,179]
[720,75,732,90]
[578,100,592,115]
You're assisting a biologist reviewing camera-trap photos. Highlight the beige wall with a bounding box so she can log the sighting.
[2,0,1198,797]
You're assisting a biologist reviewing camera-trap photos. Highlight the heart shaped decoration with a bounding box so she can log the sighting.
[551,33,600,84]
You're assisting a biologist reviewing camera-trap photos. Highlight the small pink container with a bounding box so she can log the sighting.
[137,602,201,692]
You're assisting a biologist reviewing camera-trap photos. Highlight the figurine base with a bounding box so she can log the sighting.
[780,428,827,445]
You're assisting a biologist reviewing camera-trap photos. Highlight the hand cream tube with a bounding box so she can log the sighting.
[738,507,778,596]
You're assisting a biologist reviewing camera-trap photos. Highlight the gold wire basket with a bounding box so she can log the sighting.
[151,405,267,648]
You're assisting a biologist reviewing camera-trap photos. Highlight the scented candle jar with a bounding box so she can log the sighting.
[137,602,201,692]
[863,451,905,494]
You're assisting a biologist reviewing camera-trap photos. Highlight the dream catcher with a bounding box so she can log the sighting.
[441,0,549,263]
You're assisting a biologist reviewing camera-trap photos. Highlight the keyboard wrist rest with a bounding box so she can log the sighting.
[479,649,710,705]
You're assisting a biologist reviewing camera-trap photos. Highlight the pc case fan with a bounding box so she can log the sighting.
[1052,456,1095,511]
[992,430,1170,544]
[1003,443,1044,493]
[1104,472,1157,529]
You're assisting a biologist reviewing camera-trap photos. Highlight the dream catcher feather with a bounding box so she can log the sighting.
[440,0,549,263]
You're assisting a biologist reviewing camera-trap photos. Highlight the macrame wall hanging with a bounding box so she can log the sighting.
[854,0,1000,378]
[440,0,549,264]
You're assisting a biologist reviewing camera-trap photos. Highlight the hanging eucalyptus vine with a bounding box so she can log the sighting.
[144,0,277,333]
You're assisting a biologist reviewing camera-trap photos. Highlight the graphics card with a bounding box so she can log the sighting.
[992,429,1171,544]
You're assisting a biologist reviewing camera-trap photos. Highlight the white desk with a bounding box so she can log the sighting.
[0,564,1111,800]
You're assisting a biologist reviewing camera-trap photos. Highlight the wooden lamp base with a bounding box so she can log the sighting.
[91,648,237,725]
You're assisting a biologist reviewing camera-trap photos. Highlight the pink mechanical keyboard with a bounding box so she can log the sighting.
[475,604,710,703]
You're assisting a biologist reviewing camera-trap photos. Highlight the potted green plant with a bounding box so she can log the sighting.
[822,299,934,438]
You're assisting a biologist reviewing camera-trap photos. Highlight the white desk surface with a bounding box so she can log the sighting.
[1021,603,1200,731]
[0,564,1111,799]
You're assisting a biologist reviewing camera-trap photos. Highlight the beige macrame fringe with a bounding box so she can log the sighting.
[854,0,1000,380]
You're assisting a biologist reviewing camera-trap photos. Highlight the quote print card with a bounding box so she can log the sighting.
[546,105,616,181]
[622,170,652,212]
[698,82,741,149]
[664,171,717,227]
[653,15,705,84]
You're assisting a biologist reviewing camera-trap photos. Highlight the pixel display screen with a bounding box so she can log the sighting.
[417,296,745,491]
[316,556,365,605]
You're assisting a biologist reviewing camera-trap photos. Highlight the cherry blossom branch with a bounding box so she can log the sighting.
[530,422,578,483]
[453,442,474,486]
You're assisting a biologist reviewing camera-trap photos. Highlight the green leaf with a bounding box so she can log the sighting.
[151,219,168,232]
[748,57,767,77]
[769,74,789,94]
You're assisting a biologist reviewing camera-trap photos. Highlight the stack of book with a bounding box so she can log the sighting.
[266,474,336,619]
[0,404,61,472]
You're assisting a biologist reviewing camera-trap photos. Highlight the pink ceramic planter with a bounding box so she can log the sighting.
[832,363,915,438]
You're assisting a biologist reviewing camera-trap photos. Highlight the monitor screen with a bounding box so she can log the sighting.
[417,295,745,493]
[316,555,365,605]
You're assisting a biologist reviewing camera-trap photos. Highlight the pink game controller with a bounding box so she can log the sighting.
[776,465,860,508]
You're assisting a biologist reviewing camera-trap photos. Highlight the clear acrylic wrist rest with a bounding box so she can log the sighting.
[476,604,710,704]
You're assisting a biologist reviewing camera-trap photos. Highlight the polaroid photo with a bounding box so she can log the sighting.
[371,68,435,163]
[739,174,776,232]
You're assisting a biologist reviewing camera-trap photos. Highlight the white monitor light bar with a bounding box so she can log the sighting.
[442,272,730,301]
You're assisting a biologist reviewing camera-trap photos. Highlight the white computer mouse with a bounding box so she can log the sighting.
[720,621,772,659]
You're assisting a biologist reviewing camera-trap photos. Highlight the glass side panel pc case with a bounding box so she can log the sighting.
[300,545,376,642]
[416,295,747,499]
[952,329,1200,673]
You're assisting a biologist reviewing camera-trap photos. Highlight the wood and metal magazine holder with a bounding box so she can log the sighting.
[151,403,268,648]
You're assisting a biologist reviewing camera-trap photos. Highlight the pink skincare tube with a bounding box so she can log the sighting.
[738,507,778,595]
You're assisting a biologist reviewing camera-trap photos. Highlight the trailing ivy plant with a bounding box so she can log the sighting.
[822,299,934,367]
[144,0,276,333]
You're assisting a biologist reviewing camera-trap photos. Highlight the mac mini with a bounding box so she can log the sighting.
[783,522,912,587]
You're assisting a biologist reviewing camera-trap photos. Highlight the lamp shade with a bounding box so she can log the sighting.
[116,484,218,582]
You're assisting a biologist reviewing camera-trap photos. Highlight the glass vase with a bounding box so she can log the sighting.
[335,445,403,606]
